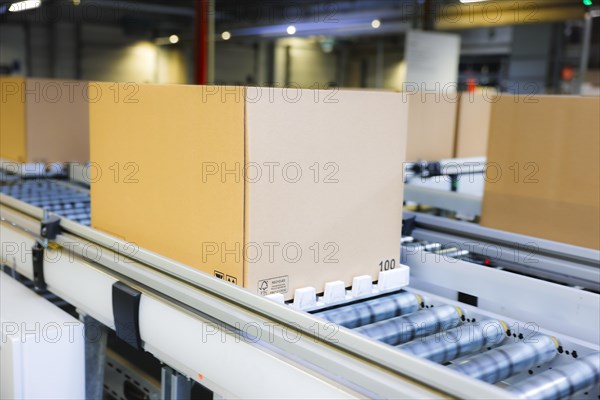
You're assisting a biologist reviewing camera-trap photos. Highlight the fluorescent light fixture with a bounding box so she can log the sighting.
[371,19,381,29]
[221,31,231,40]
[286,25,296,35]
[169,35,179,44]
[72,0,80,5]
[9,0,42,12]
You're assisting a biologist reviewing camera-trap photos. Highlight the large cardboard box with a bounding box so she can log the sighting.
[91,83,407,299]
[0,77,89,163]
[480,95,600,249]
[454,92,492,158]
[405,93,457,161]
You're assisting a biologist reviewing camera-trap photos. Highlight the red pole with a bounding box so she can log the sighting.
[195,0,208,85]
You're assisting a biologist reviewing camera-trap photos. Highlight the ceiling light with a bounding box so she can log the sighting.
[459,0,489,3]
[287,25,296,35]
[221,31,231,40]
[169,35,179,44]
[371,19,381,29]
[9,0,42,12]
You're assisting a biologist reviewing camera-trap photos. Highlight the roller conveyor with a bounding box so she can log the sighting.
[507,353,600,400]
[0,180,90,226]
[1,178,599,400]
[309,283,599,399]
[449,335,559,383]
[354,304,462,345]
[397,319,507,364]
[313,291,420,328]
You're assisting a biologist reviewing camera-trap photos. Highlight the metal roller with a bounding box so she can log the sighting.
[507,352,600,400]
[450,335,558,384]
[314,291,421,329]
[355,305,462,345]
[0,180,91,225]
[398,319,507,364]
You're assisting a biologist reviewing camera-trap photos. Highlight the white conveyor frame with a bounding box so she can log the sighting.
[0,194,512,399]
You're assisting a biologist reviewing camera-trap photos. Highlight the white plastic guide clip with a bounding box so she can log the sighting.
[265,293,285,304]
[322,281,346,304]
[377,265,410,292]
[292,287,317,310]
[351,275,373,298]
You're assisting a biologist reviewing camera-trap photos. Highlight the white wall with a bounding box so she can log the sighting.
[0,22,190,84]
[2,23,411,90]
[274,37,337,88]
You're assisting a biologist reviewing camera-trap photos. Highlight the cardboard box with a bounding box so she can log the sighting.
[90,83,408,299]
[454,92,492,158]
[405,93,457,161]
[480,95,600,250]
[0,77,89,163]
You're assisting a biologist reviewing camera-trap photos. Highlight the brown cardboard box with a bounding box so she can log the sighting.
[480,95,600,250]
[454,92,493,158]
[90,83,408,299]
[405,93,457,161]
[0,77,89,163]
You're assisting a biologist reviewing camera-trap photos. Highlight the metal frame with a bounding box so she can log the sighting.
[404,185,482,217]
[404,211,600,291]
[403,248,599,344]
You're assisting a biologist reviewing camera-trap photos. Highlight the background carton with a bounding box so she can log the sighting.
[480,95,600,250]
[405,93,457,162]
[0,77,89,163]
[454,92,493,158]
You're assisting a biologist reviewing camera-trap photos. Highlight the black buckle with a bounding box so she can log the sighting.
[112,281,142,349]
[41,215,61,240]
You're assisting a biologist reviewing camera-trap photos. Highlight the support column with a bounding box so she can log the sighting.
[82,314,108,400]
[195,0,215,84]
[161,366,193,400]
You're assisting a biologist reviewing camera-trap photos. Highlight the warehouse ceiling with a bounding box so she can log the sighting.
[0,0,593,33]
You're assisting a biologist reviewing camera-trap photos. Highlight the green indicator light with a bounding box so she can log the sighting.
[583,0,592,5]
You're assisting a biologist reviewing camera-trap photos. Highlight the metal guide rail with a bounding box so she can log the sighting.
[0,194,511,399]
[402,211,600,293]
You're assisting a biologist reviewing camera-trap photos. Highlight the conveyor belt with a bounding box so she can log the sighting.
[1,178,599,400]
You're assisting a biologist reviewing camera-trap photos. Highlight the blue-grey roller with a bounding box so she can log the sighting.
[506,352,600,400]
[449,335,558,384]
[314,291,421,329]
[355,304,462,345]
[398,319,507,363]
